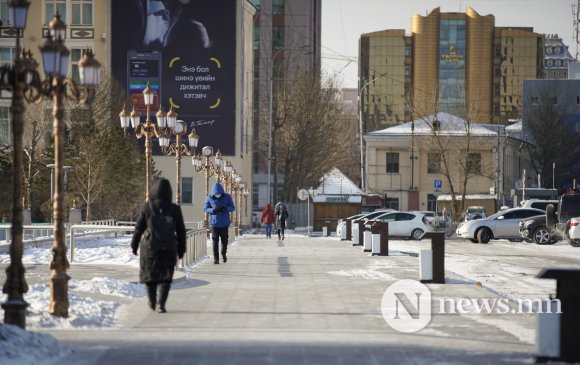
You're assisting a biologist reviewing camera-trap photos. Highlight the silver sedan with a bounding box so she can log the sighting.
[456,207,545,243]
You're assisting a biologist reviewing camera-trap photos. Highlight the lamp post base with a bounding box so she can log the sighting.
[49,272,70,317]
[1,300,29,329]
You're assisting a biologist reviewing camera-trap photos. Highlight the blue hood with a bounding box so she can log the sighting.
[211,183,225,197]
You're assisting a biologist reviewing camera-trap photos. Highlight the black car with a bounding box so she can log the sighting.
[519,214,558,245]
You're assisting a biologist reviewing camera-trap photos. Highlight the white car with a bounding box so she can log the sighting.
[456,207,545,243]
[369,211,434,240]
[568,217,580,247]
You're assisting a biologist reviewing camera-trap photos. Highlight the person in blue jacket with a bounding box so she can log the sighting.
[204,182,235,264]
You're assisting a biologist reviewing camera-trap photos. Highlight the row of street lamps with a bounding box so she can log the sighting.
[119,85,249,231]
[2,1,101,328]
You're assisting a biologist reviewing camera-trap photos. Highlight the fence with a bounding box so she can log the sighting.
[181,228,209,266]
[285,202,313,229]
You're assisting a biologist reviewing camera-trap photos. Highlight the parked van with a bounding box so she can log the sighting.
[519,199,559,212]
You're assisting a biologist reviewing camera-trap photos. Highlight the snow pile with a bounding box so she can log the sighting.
[25,283,120,329]
[328,268,394,281]
[0,323,68,365]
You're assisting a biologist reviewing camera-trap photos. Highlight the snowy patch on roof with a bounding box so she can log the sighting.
[315,168,364,196]
[367,112,498,137]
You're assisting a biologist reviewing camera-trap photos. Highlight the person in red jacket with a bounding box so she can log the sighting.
[260,203,275,238]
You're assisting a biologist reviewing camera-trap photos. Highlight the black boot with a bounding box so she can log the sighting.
[222,249,227,263]
[157,283,171,313]
[146,283,157,311]
[214,258,220,264]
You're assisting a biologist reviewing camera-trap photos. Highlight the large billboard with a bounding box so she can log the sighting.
[112,0,236,155]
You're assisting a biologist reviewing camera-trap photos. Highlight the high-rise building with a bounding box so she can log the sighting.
[544,34,575,79]
[359,7,545,132]
[250,0,321,210]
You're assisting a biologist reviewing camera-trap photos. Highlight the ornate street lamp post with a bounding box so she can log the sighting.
[119,83,177,201]
[1,0,32,328]
[192,146,225,228]
[2,6,101,323]
[41,14,100,318]
[158,118,199,204]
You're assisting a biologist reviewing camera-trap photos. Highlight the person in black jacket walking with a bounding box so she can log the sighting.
[275,202,289,241]
[131,178,186,313]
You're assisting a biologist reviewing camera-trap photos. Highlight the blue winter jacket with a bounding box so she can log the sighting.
[204,183,235,228]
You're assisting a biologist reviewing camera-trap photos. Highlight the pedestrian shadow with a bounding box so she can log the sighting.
[277,256,293,277]
[277,240,285,247]
[172,278,210,290]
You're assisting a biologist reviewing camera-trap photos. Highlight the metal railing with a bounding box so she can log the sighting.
[181,228,209,266]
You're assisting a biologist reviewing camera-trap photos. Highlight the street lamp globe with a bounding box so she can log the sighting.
[174,119,186,134]
[202,145,213,157]
[130,105,140,128]
[8,0,30,30]
[142,82,154,106]
[155,105,167,128]
[167,107,177,129]
[192,154,202,168]
[188,127,199,148]
[118,106,130,129]
[77,49,100,86]
[39,37,62,76]
[48,12,66,40]
[214,150,223,167]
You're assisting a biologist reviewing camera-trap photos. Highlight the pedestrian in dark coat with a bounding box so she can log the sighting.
[275,202,289,241]
[260,203,275,238]
[204,182,235,264]
[131,178,186,313]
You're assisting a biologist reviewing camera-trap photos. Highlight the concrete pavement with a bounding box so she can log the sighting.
[23,233,547,365]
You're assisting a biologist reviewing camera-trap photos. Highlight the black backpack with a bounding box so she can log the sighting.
[146,202,176,255]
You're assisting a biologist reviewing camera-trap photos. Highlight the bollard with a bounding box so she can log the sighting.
[363,223,372,252]
[322,226,328,237]
[371,221,388,256]
[419,231,445,284]
[351,220,360,245]
[345,218,352,241]
[536,268,580,363]
[352,220,364,246]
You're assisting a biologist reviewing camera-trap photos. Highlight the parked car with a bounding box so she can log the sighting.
[339,210,396,239]
[464,206,487,221]
[568,217,580,247]
[336,213,366,237]
[420,211,436,225]
[369,211,434,240]
[456,207,545,243]
[519,199,559,211]
[546,189,580,247]
[519,214,558,245]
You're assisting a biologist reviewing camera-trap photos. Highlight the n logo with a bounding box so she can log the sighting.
[381,280,432,333]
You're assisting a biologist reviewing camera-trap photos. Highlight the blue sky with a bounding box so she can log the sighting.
[321,0,575,88]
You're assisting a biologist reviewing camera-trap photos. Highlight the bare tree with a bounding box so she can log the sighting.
[409,85,492,220]
[525,81,580,189]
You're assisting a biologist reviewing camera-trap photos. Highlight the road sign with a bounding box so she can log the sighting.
[297,189,309,201]
[434,179,443,191]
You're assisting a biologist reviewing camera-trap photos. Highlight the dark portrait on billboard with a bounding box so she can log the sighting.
[112,0,236,155]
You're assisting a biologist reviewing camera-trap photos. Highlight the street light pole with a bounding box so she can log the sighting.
[192,146,222,228]
[358,72,387,191]
[2,0,31,327]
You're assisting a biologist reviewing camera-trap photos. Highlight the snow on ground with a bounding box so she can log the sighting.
[0,234,210,364]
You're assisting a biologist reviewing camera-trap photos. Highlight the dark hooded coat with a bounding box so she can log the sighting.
[204,182,235,228]
[131,178,186,283]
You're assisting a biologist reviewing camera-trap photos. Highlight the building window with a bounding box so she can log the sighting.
[254,57,259,79]
[531,96,539,105]
[273,56,284,79]
[272,26,284,50]
[385,197,399,210]
[253,26,260,49]
[404,47,411,57]
[249,0,260,9]
[427,194,437,212]
[45,0,66,25]
[428,152,441,174]
[0,106,9,145]
[0,47,15,66]
[550,96,558,105]
[181,177,193,204]
[386,152,399,173]
[71,0,92,25]
[0,0,8,24]
[466,153,481,174]
[404,66,410,76]
[70,48,85,83]
[577,96,580,105]
[272,0,284,14]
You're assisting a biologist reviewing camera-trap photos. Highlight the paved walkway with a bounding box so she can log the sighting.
[42,235,537,364]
